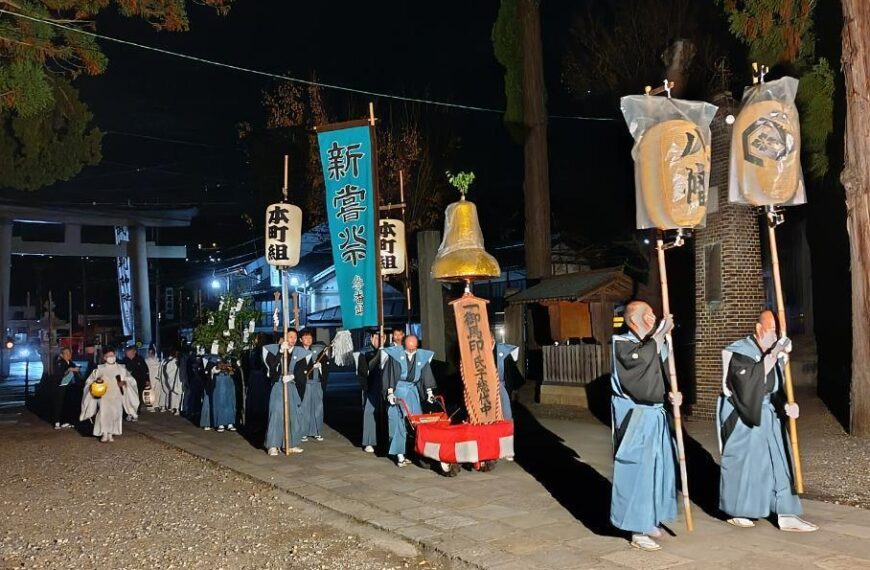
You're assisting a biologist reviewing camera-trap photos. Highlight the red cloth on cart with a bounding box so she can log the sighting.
[415,420,514,463]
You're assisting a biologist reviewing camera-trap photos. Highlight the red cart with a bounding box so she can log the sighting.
[398,397,515,476]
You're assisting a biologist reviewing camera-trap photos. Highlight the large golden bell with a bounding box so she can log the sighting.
[89,379,107,398]
[431,198,500,282]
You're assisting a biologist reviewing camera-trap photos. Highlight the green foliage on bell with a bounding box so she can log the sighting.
[446,170,476,196]
[193,293,260,361]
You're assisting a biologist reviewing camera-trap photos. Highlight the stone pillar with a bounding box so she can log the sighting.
[0,218,11,377]
[417,231,446,359]
[693,93,767,418]
[129,225,152,345]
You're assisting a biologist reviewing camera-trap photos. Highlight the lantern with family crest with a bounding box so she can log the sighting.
[621,83,717,231]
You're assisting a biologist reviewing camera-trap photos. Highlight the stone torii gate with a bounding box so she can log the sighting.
[0,205,194,375]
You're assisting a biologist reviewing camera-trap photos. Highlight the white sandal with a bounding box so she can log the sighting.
[630,534,661,551]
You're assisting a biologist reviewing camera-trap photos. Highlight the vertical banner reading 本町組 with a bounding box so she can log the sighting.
[317,121,379,329]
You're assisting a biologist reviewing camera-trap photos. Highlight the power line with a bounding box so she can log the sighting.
[0,8,615,122]
[104,130,227,148]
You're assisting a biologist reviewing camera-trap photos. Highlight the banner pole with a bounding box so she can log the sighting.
[656,234,694,532]
[370,102,385,341]
[765,207,804,493]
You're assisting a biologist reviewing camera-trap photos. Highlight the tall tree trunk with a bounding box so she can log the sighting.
[518,0,552,280]
[842,0,870,437]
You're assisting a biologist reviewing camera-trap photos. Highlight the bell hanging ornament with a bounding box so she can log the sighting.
[431,172,500,282]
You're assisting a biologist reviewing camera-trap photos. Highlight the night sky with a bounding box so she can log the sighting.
[5,1,638,309]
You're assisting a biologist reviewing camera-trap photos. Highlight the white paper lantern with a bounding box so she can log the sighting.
[379,218,406,276]
[265,202,303,267]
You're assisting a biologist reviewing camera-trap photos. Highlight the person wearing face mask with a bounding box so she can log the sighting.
[262,329,306,456]
[718,310,817,533]
[610,300,682,552]
[384,334,436,467]
[79,348,139,442]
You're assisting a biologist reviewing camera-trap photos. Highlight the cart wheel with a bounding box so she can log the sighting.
[478,460,498,473]
[440,462,460,477]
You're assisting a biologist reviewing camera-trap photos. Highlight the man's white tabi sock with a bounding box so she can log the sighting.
[778,515,819,532]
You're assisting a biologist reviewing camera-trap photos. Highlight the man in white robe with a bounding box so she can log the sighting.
[145,347,164,411]
[80,348,139,443]
[162,351,184,414]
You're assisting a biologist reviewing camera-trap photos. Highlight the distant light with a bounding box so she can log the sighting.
[210,279,221,290]
[290,276,299,286]
[643,238,650,245]
[198,244,202,249]
[90,303,95,308]
[725,114,736,125]
[212,242,217,247]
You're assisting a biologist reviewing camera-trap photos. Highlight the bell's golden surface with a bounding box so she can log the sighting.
[431,199,500,282]
[89,378,107,398]
[732,100,801,206]
[637,119,709,229]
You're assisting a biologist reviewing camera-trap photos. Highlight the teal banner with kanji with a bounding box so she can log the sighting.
[317,121,379,329]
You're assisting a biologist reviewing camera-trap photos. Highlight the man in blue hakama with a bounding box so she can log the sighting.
[610,300,682,551]
[199,355,237,432]
[298,329,328,442]
[263,329,307,456]
[718,310,817,532]
[384,335,436,467]
[355,331,385,453]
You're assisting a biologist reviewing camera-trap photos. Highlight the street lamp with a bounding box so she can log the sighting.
[4,338,13,350]
[210,278,221,290]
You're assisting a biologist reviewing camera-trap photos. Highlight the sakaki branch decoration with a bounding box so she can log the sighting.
[193,294,260,360]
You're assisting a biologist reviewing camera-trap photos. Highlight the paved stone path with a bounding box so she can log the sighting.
[126,373,870,570]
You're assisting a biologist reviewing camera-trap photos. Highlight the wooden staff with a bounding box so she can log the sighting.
[281,272,290,456]
[765,207,804,493]
[280,155,291,456]
[399,170,412,329]
[656,235,694,532]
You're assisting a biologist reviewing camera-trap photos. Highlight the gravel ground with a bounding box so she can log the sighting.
[0,415,437,570]
[796,392,870,509]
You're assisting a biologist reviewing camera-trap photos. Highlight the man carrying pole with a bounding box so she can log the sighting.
[263,154,304,456]
[610,300,683,551]
[262,326,305,456]
[620,80,715,545]
[718,309,816,532]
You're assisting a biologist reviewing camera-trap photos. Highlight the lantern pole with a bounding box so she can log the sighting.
[764,206,804,492]
[281,154,291,456]
[656,229,694,532]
